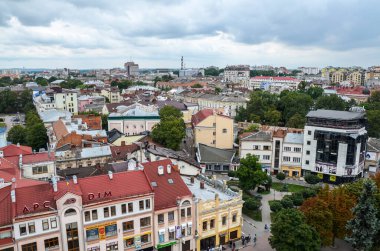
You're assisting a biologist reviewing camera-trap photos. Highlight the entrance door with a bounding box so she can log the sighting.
[200,236,216,251]
[182,240,191,251]
[66,222,80,251]
[220,236,226,245]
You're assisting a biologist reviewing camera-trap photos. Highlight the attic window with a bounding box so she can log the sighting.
[151,182,157,187]
[168,179,174,184]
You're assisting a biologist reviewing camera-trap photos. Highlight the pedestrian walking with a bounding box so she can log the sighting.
[264,224,268,232]
[248,234,251,243]
[229,241,232,248]
[253,234,257,247]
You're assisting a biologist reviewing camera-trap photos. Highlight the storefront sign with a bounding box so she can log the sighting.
[99,227,106,240]
[23,201,51,214]
[134,236,141,249]
[156,241,177,249]
[175,226,182,239]
[88,191,112,201]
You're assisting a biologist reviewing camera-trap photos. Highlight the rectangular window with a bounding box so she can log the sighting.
[50,218,57,229]
[293,157,301,163]
[110,206,116,216]
[283,156,291,162]
[181,209,186,218]
[123,221,134,232]
[141,234,151,244]
[22,242,37,251]
[158,214,164,224]
[263,155,270,160]
[306,160,310,165]
[187,207,191,217]
[308,130,312,135]
[202,221,207,231]
[121,204,127,214]
[92,210,98,220]
[140,217,151,228]
[306,150,310,155]
[42,219,49,230]
[44,237,59,249]
[307,141,311,145]
[213,131,216,136]
[169,230,175,240]
[104,207,109,218]
[85,211,91,222]
[168,211,174,221]
[222,216,227,226]
[232,213,237,223]
[20,224,27,236]
[124,238,134,248]
[253,145,259,150]
[32,166,48,175]
[284,147,291,152]
[210,219,215,229]
[128,202,133,213]
[139,200,144,210]
[294,147,301,152]
[28,222,35,234]
[263,145,270,150]
[222,128,227,133]
[187,224,192,235]
[145,199,150,209]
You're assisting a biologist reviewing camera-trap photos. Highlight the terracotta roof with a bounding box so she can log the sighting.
[52,120,69,140]
[0,185,12,226]
[0,237,13,247]
[73,115,102,130]
[110,144,140,161]
[12,170,153,217]
[0,144,32,157]
[191,109,214,126]
[142,159,192,210]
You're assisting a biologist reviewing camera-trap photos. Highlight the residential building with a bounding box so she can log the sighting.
[55,145,112,170]
[33,87,79,114]
[183,174,243,250]
[110,142,141,163]
[249,76,300,91]
[346,71,363,86]
[0,144,56,181]
[77,95,106,113]
[302,109,367,184]
[143,159,196,251]
[196,94,247,117]
[72,114,102,130]
[156,81,208,89]
[280,133,304,177]
[101,86,121,103]
[108,103,160,135]
[124,62,140,77]
[39,109,72,126]
[179,68,204,77]
[223,65,250,86]
[196,143,237,172]
[331,70,346,84]
[365,138,380,173]
[298,67,320,75]
[365,66,380,80]
[192,109,234,149]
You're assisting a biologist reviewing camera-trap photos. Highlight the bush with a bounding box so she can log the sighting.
[244,198,261,211]
[302,189,317,199]
[304,174,320,184]
[281,196,294,209]
[269,200,283,212]
[228,171,236,177]
[242,193,251,201]
[280,183,289,192]
[276,172,286,180]
[290,193,304,206]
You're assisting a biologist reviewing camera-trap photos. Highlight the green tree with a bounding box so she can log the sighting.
[306,87,324,99]
[298,81,307,91]
[286,113,306,128]
[24,111,48,150]
[279,92,313,123]
[0,90,17,113]
[35,77,48,86]
[235,154,267,191]
[346,179,379,251]
[6,125,27,145]
[367,110,380,138]
[48,76,58,83]
[269,208,321,251]
[315,94,347,111]
[215,87,222,94]
[151,106,186,150]
[204,68,220,76]
[191,83,203,88]
[264,109,281,125]
[60,79,83,89]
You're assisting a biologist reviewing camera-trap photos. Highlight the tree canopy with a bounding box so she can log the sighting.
[151,106,186,150]
[235,154,268,191]
[315,94,347,111]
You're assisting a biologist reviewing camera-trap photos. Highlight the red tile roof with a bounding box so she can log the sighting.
[52,119,69,141]
[0,185,12,226]
[0,144,32,157]
[191,109,214,126]
[110,144,140,161]
[142,159,192,210]
[73,115,102,130]
[11,170,153,217]
[0,237,13,247]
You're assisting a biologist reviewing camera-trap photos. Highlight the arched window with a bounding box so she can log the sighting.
[64,208,77,217]
[181,200,191,206]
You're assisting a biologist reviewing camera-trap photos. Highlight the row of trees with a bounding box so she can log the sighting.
[269,176,380,251]
[235,88,354,128]
[7,110,48,150]
[0,90,35,114]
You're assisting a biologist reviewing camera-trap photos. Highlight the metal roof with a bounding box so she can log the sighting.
[307,109,365,120]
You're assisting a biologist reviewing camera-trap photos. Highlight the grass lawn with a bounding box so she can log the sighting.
[243,207,262,222]
[271,182,308,193]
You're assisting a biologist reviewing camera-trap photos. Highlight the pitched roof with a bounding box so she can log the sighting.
[73,115,102,130]
[52,119,69,141]
[0,144,32,157]
[240,131,272,141]
[0,185,12,226]
[197,144,236,163]
[367,138,380,152]
[191,109,214,126]
[110,144,140,161]
[142,159,192,210]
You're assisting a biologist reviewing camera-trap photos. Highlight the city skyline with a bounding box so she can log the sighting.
[1,0,380,69]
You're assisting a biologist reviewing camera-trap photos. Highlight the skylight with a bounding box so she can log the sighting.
[168,179,174,184]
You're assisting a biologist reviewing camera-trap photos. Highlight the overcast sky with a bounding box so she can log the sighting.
[1,0,380,69]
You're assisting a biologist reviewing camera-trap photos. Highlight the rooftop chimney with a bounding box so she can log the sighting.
[11,190,16,203]
[17,143,20,148]
[200,181,205,189]
[190,176,194,184]
[108,171,113,180]
[18,154,23,168]
[167,164,171,174]
[0,150,3,158]
[73,175,78,184]
[121,141,126,146]
[158,165,164,175]
[52,176,58,192]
